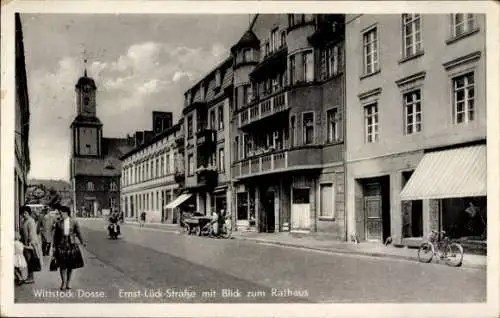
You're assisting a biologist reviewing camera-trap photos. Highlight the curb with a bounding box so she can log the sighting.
[234,236,487,270]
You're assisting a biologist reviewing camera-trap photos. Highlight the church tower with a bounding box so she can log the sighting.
[70,66,102,158]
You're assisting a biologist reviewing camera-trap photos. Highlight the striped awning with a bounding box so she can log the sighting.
[400,145,486,200]
[164,193,192,209]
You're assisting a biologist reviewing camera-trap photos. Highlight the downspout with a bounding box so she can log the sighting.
[342,22,349,242]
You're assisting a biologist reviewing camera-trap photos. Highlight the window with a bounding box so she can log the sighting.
[364,103,379,143]
[210,109,216,130]
[290,115,296,146]
[160,157,164,176]
[243,134,250,158]
[166,154,170,173]
[303,51,314,82]
[404,90,422,134]
[453,14,475,37]
[243,84,252,105]
[289,14,306,27]
[110,181,117,191]
[280,31,286,47]
[363,27,379,75]
[265,42,270,56]
[327,108,340,143]
[155,158,159,177]
[87,181,94,191]
[289,55,296,84]
[243,49,252,62]
[218,148,225,172]
[271,28,279,52]
[187,116,193,138]
[110,197,116,210]
[218,106,224,130]
[321,44,341,79]
[453,72,475,124]
[188,154,194,175]
[302,112,314,145]
[320,184,334,218]
[402,14,422,57]
[200,84,205,101]
[215,71,221,87]
[234,136,239,161]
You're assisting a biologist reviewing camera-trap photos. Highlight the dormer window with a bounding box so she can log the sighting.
[215,70,221,88]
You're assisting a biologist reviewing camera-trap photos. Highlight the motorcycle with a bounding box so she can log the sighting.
[108,222,120,239]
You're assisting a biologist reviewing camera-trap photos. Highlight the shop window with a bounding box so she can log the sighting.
[237,192,248,220]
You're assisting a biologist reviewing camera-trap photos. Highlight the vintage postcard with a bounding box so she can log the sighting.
[1,1,499,317]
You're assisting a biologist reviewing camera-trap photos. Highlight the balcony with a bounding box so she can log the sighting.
[174,170,185,184]
[196,128,216,148]
[250,47,287,80]
[238,90,289,128]
[232,145,323,179]
[196,167,218,188]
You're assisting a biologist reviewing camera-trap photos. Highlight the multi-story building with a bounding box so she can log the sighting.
[14,13,31,231]
[230,14,347,238]
[69,70,134,217]
[344,14,487,246]
[120,112,181,223]
[180,57,233,217]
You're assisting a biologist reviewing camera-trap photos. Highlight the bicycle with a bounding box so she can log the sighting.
[417,230,464,267]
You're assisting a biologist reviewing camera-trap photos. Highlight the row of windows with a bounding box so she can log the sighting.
[123,189,174,216]
[122,152,175,186]
[234,107,342,160]
[363,72,476,143]
[362,14,478,76]
[86,181,117,192]
[187,147,225,176]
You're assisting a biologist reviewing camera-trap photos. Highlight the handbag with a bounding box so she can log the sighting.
[49,257,58,272]
[70,244,84,269]
[23,246,41,272]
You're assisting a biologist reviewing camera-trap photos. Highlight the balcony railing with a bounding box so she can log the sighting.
[232,145,323,179]
[238,90,289,128]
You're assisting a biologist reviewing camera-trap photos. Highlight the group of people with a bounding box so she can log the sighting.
[14,204,86,290]
[209,209,230,237]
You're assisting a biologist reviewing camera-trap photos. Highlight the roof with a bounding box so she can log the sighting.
[71,115,102,126]
[120,122,181,160]
[73,137,133,177]
[231,29,260,54]
[185,56,233,97]
[75,75,97,90]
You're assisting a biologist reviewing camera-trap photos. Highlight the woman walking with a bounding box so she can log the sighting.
[52,205,86,290]
[20,206,43,284]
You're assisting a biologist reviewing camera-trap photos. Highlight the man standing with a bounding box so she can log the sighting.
[40,206,56,256]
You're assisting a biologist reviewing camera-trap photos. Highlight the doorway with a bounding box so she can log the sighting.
[291,188,311,231]
[362,177,391,242]
[262,190,275,233]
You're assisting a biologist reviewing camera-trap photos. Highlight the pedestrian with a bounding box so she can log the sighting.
[40,206,56,256]
[464,201,480,233]
[14,231,28,285]
[52,205,86,290]
[20,205,43,284]
[140,211,146,227]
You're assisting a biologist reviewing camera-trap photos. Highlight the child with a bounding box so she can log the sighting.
[14,232,28,285]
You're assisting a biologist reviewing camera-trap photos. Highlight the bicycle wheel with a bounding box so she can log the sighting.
[417,242,434,263]
[445,243,463,267]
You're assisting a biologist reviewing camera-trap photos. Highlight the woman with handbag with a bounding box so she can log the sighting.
[52,205,86,290]
[20,206,43,284]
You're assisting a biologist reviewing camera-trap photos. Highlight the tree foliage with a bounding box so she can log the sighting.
[25,184,62,206]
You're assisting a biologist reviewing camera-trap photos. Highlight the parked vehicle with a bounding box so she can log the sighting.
[184,213,232,239]
[417,230,464,267]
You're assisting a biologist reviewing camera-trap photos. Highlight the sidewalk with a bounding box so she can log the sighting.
[14,248,147,303]
[232,231,487,270]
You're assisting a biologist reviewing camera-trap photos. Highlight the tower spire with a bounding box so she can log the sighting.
[83,47,88,77]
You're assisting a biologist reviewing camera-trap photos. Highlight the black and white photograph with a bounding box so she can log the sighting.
[1,1,499,317]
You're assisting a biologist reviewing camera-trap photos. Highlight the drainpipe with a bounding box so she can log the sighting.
[342,31,348,242]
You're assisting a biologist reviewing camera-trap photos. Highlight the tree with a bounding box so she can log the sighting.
[25,184,61,206]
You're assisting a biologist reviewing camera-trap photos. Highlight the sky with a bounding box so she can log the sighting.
[22,13,250,181]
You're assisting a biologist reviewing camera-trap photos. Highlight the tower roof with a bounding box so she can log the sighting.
[231,30,260,54]
[75,75,96,90]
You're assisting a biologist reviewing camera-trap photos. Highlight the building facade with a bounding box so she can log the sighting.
[15,13,31,231]
[180,57,234,218]
[120,114,181,223]
[344,14,487,245]
[69,71,134,217]
[230,14,347,238]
